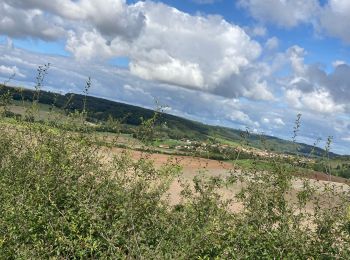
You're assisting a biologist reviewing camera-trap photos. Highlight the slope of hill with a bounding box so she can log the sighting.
[0,84,339,157]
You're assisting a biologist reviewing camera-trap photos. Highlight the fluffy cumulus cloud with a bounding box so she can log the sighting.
[2,0,145,40]
[259,44,350,153]
[68,1,267,99]
[213,61,274,100]
[0,0,273,100]
[285,88,345,114]
[0,2,66,40]
[278,45,350,114]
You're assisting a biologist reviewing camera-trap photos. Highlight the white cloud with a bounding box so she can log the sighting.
[278,45,350,114]
[273,118,285,126]
[228,110,258,127]
[245,25,267,37]
[63,1,267,100]
[287,45,307,75]
[273,45,350,115]
[126,2,262,96]
[319,0,350,43]
[0,2,66,40]
[252,25,267,37]
[260,117,285,128]
[342,136,350,142]
[238,0,320,28]
[242,82,274,100]
[0,65,25,78]
[0,0,268,101]
[3,0,145,40]
[238,0,350,45]
[285,88,345,114]
[332,60,346,68]
[66,30,116,60]
[130,56,205,89]
[265,37,279,50]
[262,117,270,124]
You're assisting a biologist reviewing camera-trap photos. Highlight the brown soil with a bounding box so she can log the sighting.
[300,171,350,184]
[109,147,232,173]
[103,147,349,213]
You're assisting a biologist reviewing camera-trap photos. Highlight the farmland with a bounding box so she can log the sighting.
[0,83,350,258]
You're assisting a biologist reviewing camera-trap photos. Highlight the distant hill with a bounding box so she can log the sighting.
[0,84,339,158]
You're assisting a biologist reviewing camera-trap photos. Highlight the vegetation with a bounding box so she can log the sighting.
[0,69,349,258]
[313,158,350,179]
[0,84,339,158]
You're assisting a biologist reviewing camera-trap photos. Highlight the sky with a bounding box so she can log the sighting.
[0,0,350,154]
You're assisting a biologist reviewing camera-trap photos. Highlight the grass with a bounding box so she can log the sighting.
[210,136,240,147]
[234,159,276,172]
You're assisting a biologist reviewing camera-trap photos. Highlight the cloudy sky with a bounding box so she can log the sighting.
[0,0,350,154]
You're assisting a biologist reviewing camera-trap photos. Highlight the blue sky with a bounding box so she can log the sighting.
[1,0,350,154]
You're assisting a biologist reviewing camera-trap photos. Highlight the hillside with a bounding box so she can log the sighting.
[0,84,339,157]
